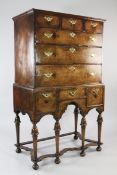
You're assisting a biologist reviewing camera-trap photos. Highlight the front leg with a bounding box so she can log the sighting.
[80,114,87,157]
[15,112,21,153]
[96,112,103,151]
[31,124,39,170]
[74,107,79,140]
[54,119,61,164]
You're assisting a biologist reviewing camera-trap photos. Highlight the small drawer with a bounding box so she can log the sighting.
[35,44,102,64]
[62,17,83,31]
[35,90,56,113]
[85,20,103,33]
[36,28,102,46]
[35,65,102,87]
[86,85,104,107]
[59,86,85,101]
[36,14,59,28]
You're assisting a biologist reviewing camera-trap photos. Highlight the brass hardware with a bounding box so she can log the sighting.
[91,53,95,58]
[69,47,76,53]
[68,66,76,71]
[69,32,76,38]
[68,90,77,96]
[89,72,95,77]
[92,88,99,98]
[69,19,77,25]
[91,22,98,28]
[42,93,51,98]
[90,36,96,41]
[44,51,53,57]
[44,33,53,38]
[43,73,53,78]
[44,16,53,22]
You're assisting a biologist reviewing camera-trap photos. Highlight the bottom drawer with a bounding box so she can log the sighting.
[86,85,104,107]
[35,90,57,113]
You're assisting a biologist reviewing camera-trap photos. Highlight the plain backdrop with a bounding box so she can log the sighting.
[0,0,117,175]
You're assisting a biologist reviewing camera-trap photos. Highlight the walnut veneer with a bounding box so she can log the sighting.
[13,9,105,170]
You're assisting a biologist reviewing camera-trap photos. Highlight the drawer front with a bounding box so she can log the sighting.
[86,85,104,107]
[35,90,56,113]
[85,20,103,33]
[36,44,102,64]
[62,17,83,31]
[36,28,102,46]
[36,14,59,28]
[35,65,101,87]
[59,86,85,100]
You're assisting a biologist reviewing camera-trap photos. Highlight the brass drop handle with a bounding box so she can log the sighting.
[44,51,53,57]
[91,22,98,28]
[43,73,53,78]
[44,33,54,38]
[42,93,51,98]
[92,88,99,98]
[69,18,77,25]
[68,66,76,71]
[68,90,77,96]
[90,36,96,41]
[44,16,53,22]
[69,32,76,38]
[69,47,76,53]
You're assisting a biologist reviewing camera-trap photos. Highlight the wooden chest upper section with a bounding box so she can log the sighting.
[13,9,105,88]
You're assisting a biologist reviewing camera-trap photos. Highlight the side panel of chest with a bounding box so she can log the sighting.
[14,12,35,88]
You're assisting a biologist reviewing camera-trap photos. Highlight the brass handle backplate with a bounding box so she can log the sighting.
[43,73,53,78]
[88,72,95,77]
[44,16,53,22]
[91,53,95,58]
[44,51,53,57]
[44,33,53,38]
[69,19,77,25]
[68,66,76,71]
[69,47,76,53]
[90,36,96,41]
[42,93,51,98]
[69,32,76,38]
[91,22,98,28]
[68,90,77,96]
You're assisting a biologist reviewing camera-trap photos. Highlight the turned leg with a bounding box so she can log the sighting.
[80,114,87,157]
[74,107,79,140]
[96,112,103,151]
[15,112,21,153]
[54,119,61,164]
[31,124,39,170]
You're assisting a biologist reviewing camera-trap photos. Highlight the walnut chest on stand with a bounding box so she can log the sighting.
[13,9,105,170]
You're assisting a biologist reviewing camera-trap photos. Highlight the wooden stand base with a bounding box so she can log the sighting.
[15,131,103,166]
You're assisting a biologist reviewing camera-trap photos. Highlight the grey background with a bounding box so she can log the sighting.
[0,0,117,174]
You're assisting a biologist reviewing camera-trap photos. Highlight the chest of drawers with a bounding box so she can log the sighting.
[13,9,105,170]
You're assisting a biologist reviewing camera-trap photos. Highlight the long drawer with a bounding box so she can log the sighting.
[36,28,102,46]
[35,44,102,64]
[35,65,101,87]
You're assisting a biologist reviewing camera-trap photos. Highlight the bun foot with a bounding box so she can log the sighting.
[55,158,61,164]
[96,146,102,151]
[16,148,21,153]
[74,134,79,140]
[32,163,39,170]
[80,151,86,157]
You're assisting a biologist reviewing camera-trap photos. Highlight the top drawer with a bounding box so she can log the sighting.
[85,20,103,33]
[36,14,60,28]
[62,17,83,31]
